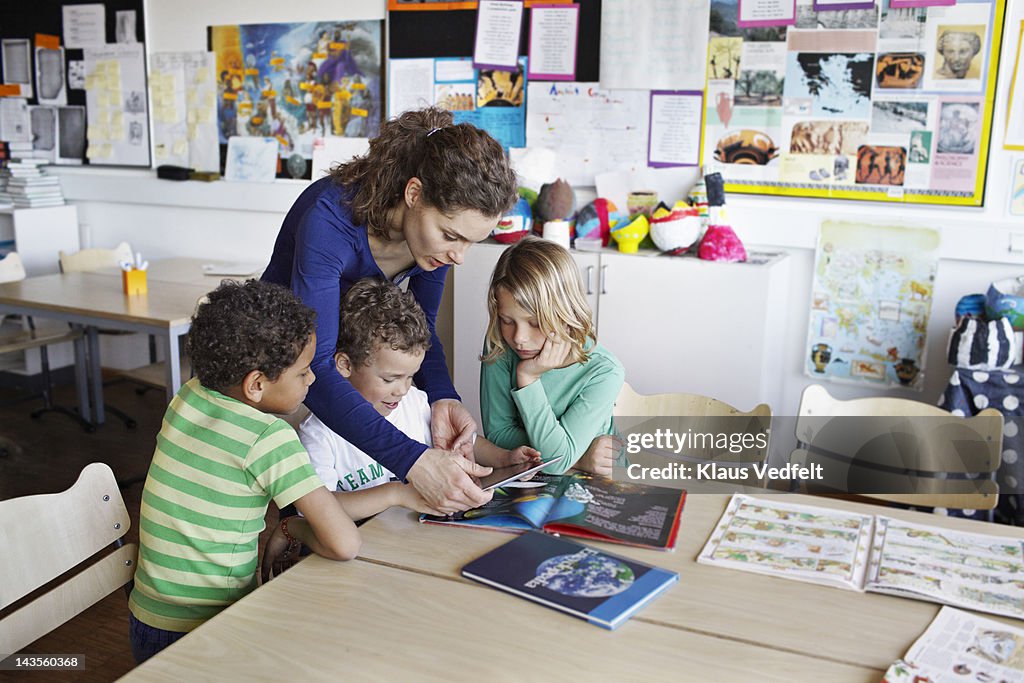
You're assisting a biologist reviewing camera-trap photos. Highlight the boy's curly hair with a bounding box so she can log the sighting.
[186,280,316,393]
[337,278,431,367]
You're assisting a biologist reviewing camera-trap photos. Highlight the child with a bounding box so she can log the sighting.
[128,280,363,664]
[480,237,625,475]
[298,278,539,492]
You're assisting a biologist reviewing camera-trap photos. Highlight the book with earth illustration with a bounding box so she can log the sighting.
[698,494,1024,620]
[421,472,686,551]
[462,531,679,630]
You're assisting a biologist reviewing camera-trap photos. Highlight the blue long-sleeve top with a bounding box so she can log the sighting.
[262,177,459,479]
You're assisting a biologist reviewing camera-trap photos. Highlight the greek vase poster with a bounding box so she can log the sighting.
[805,220,940,389]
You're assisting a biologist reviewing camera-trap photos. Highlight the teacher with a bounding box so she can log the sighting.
[263,107,518,513]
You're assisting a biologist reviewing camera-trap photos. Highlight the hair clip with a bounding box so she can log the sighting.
[426,127,443,137]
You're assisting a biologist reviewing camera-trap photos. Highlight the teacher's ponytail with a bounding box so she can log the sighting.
[331,106,517,239]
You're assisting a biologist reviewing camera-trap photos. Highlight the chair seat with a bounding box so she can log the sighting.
[0,327,83,355]
[115,357,192,390]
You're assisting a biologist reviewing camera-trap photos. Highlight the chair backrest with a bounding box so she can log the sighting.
[612,383,772,484]
[58,242,134,273]
[792,384,1004,509]
[0,252,27,284]
[0,463,137,655]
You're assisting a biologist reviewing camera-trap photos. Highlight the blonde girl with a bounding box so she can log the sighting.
[480,237,625,475]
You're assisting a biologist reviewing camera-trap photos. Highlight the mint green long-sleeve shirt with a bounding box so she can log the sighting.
[480,340,624,474]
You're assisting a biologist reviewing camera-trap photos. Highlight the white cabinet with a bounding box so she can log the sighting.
[0,205,80,375]
[0,205,80,275]
[451,241,791,426]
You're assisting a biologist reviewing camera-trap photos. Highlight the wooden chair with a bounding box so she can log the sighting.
[0,252,93,432]
[612,383,772,486]
[0,462,137,655]
[791,384,1004,510]
[59,242,154,426]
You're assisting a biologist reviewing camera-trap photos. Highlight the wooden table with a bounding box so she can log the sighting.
[122,493,1024,681]
[0,258,255,421]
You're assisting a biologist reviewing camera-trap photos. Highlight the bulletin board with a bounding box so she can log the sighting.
[0,0,148,166]
[704,0,1006,207]
[389,0,601,82]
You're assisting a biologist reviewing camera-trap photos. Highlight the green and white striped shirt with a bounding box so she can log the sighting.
[129,378,323,632]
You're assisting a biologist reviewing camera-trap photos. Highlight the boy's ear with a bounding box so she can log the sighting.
[334,352,354,378]
[241,369,267,403]
[403,177,422,209]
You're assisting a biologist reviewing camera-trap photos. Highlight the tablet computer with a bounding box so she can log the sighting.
[479,460,548,492]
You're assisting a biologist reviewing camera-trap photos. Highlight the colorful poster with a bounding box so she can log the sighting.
[389,56,527,150]
[805,221,940,390]
[704,0,1006,207]
[209,20,383,170]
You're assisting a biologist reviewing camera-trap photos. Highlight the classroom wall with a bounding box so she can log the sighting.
[45,0,1024,415]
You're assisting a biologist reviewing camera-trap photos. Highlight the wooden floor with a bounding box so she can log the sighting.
[0,378,280,682]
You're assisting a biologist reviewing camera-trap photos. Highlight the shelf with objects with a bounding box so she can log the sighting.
[452,170,791,427]
[940,283,1024,526]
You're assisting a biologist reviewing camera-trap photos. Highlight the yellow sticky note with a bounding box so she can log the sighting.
[155,144,168,158]
[172,139,188,156]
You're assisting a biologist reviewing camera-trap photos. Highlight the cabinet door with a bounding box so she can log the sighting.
[572,251,601,322]
[452,243,506,427]
[595,252,788,413]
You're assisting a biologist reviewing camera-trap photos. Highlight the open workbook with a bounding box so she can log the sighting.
[422,472,686,551]
[698,494,1024,620]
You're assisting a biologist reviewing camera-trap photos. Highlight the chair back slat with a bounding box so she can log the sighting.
[58,242,133,273]
[0,543,137,656]
[0,463,131,610]
[793,385,1004,510]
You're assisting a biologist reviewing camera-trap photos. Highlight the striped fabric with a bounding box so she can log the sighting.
[949,317,1016,371]
[129,378,323,633]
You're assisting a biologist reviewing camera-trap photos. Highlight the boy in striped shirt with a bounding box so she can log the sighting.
[128,280,423,663]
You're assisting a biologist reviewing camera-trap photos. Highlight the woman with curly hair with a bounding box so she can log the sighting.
[262,106,519,515]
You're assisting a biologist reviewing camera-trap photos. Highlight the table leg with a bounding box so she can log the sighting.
[86,326,105,425]
[164,332,183,404]
[71,325,92,423]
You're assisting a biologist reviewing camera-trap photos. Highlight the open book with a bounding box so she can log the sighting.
[882,607,1024,682]
[698,494,1024,620]
[422,472,685,551]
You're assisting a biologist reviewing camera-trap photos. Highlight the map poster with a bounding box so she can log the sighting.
[805,220,940,390]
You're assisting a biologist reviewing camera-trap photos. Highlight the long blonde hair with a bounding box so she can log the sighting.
[482,237,596,365]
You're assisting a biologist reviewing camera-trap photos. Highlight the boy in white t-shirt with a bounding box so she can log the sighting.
[299,278,538,494]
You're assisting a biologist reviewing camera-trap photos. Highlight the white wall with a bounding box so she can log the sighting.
[46,0,1024,410]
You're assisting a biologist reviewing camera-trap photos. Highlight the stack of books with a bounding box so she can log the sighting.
[0,158,64,209]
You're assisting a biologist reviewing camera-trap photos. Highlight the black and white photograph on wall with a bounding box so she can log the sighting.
[116,10,137,44]
[56,105,85,164]
[29,105,57,163]
[871,100,929,133]
[35,45,67,105]
[68,60,86,89]
[936,101,980,155]
[2,38,33,98]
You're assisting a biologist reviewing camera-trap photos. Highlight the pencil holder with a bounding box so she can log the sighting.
[122,268,148,296]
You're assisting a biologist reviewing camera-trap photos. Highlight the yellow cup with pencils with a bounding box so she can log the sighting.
[121,253,149,296]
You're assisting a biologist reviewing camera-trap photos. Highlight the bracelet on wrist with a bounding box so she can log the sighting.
[280,515,299,543]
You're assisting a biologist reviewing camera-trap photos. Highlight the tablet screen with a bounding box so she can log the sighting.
[478,460,548,491]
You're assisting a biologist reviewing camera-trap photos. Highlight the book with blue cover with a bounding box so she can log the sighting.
[423,472,685,551]
[461,531,679,630]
